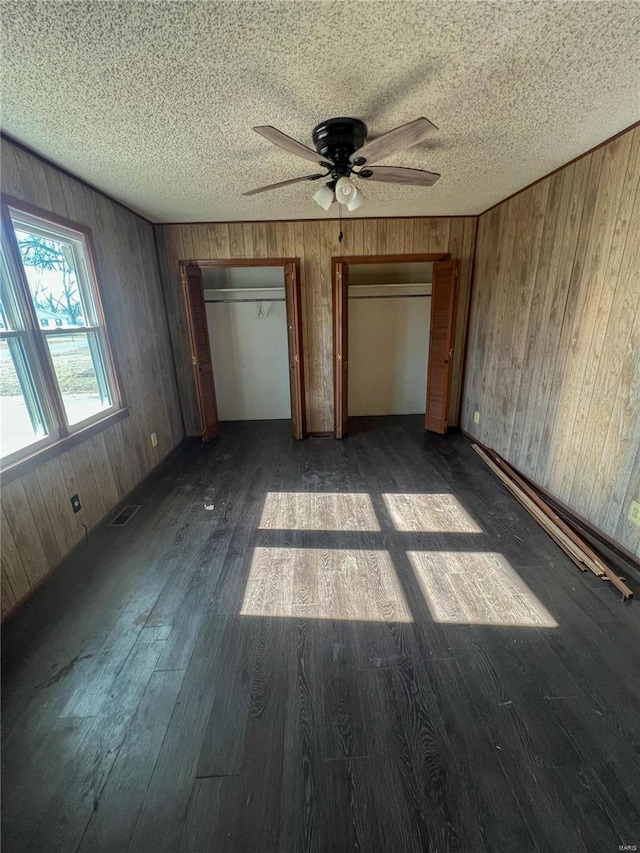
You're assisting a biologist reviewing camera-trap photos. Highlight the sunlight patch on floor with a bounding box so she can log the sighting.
[240,547,412,621]
[258,492,380,531]
[407,551,557,627]
[382,493,483,533]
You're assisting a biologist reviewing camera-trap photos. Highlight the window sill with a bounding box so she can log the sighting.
[1,407,130,485]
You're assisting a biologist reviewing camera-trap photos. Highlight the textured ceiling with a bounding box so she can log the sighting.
[1,1,639,222]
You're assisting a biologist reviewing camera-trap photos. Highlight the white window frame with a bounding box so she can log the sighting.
[1,196,125,473]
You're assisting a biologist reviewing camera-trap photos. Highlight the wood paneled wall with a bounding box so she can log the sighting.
[155,217,477,434]
[1,139,184,617]
[462,126,640,556]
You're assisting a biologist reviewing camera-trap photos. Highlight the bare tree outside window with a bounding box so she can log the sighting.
[16,232,85,327]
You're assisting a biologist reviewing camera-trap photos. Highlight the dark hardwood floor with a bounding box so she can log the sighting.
[2,417,639,853]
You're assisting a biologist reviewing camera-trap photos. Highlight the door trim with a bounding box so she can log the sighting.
[332,253,450,266]
[180,263,220,442]
[425,259,460,434]
[331,253,450,437]
[179,257,307,439]
[284,262,306,440]
[333,261,349,439]
[188,257,298,268]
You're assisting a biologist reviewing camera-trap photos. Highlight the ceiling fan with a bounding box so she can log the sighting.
[243,117,440,211]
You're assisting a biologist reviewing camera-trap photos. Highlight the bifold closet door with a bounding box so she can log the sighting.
[182,263,220,442]
[333,261,349,439]
[284,262,305,440]
[425,259,459,435]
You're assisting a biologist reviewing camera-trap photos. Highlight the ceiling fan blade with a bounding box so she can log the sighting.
[351,117,438,165]
[242,174,325,196]
[357,166,441,186]
[254,126,333,166]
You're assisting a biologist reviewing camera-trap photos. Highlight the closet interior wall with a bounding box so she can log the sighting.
[203,266,290,421]
[347,262,433,417]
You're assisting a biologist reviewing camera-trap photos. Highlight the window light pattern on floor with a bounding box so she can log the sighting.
[259,492,380,531]
[407,551,557,627]
[382,493,483,533]
[241,547,412,622]
[246,491,559,627]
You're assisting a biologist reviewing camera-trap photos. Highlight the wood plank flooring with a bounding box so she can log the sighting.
[2,417,640,853]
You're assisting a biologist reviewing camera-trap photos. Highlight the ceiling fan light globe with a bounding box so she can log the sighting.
[346,189,363,212]
[313,184,334,211]
[335,176,356,205]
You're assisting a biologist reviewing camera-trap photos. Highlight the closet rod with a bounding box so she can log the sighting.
[205,298,286,304]
[205,287,285,293]
[348,294,432,301]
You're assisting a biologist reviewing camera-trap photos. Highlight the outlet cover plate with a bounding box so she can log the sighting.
[628,500,640,526]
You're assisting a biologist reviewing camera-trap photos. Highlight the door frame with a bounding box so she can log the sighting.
[180,256,307,439]
[332,253,450,438]
[425,259,460,434]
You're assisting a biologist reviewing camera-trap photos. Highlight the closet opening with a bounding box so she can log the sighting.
[180,259,305,442]
[333,253,458,438]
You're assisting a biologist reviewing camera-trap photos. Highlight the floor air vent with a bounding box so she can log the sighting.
[108,505,142,527]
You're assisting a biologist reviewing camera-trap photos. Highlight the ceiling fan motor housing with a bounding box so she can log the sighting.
[312,117,368,175]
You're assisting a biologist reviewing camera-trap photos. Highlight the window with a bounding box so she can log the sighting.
[0,199,123,469]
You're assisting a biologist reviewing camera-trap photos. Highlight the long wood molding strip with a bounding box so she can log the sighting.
[484,447,639,574]
[159,215,478,226]
[473,444,633,600]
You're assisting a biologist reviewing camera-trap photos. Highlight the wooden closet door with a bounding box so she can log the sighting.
[425,259,459,435]
[333,261,349,438]
[284,262,305,440]
[182,263,220,442]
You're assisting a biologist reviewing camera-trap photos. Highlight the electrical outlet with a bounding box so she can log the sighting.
[150,432,158,448]
[628,500,640,526]
[473,411,480,424]
[70,493,81,513]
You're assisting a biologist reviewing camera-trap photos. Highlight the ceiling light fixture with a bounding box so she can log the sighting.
[313,183,335,211]
[335,176,357,205]
[346,187,363,211]
[313,176,364,213]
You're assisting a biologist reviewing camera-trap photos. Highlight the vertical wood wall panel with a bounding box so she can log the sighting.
[156,216,477,434]
[1,507,32,612]
[463,126,640,556]
[1,138,184,616]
